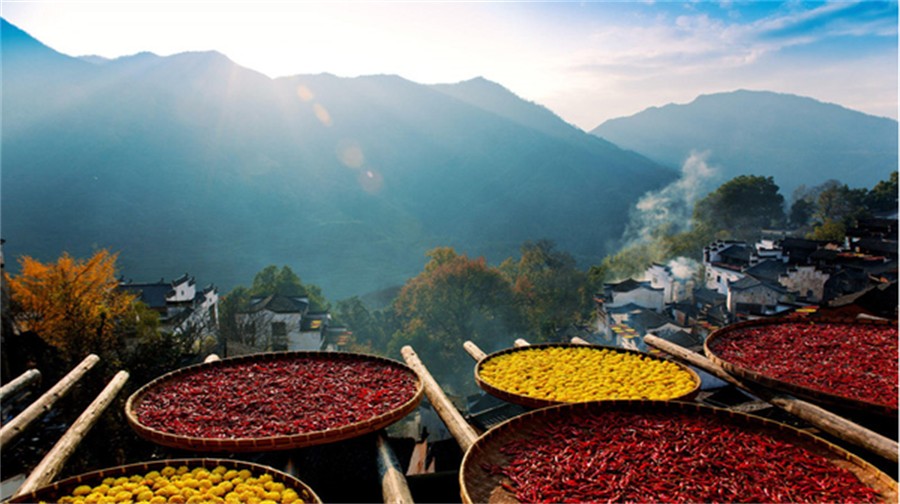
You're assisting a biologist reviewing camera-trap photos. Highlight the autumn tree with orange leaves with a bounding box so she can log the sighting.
[389,247,525,392]
[6,250,136,363]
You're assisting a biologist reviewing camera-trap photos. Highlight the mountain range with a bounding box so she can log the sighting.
[3,19,896,300]
[2,19,675,299]
[591,90,898,199]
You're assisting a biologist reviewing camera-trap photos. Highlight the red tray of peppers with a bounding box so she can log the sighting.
[125,351,423,452]
[704,318,898,418]
[460,400,897,503]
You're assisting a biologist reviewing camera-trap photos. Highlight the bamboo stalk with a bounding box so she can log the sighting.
[462,341,487,362]
[14,370,130,498]
[513,338,530,348]
[1,354,100,450]
[0,369,42,403]
[401,345,479,452]
[376,433,414,504]
[643,334,898,462]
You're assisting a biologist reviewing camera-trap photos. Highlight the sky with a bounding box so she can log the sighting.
[1,1,897,131]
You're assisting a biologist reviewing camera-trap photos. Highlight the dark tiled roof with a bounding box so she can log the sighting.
[718,244,752,263]
[729,276,787,293]
[693,287,726,305]
[120,283,170,309]
[744,260,788,284]
[606,278,643,292]
[245,294,310,314]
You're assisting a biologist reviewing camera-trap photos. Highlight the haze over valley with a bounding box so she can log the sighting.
[2,11,897,300]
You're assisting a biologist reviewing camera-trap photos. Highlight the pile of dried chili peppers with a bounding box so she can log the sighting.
[484,409,883,503]
[708,321,898,409]
[134,355,419,438]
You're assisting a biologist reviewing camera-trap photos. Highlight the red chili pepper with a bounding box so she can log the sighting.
[481,409,882,503]
[135,355,418,438]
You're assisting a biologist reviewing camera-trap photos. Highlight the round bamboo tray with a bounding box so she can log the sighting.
[705,318,898,418]
[9,457,321,503]
[125,351,424,452]
[460,400,898,504]
[474,343,700,409]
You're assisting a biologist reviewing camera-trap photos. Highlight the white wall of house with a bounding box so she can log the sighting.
[705,265,745,295]
[608,287,664,312]
[236,311,311,350]
[727,284,783,313]
[779,266,829,302]
[289,331,323,351]
[168,277,196,303]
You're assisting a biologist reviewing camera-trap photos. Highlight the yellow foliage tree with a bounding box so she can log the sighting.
[7,250,135,361]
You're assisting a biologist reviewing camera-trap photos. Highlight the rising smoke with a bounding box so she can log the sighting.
[624,150,720,245]
[605,150,720,282]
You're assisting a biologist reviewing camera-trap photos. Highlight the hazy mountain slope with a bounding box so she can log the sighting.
[591,90,898,198]
[2,19,675,298]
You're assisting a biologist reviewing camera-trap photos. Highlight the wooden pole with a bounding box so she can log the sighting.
[1,354,100,450]
[513,338,530,348]
[401,346,479,452]
[0,369,42,403]
[462,341,487,362]
[14,370,130,498]
[376,433,414,504]
[643,334,898,462]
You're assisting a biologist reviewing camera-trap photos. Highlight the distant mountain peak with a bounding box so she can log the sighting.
[591,89,898,197]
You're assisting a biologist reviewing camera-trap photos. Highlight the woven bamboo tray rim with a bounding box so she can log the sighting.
[474,343,701,409]
[704,318,898,418]
[125,351,424,452]
[459,400,898,504]
[8,457,321,504]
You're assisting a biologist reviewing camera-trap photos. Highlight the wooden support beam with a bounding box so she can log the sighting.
[513,338,530,348]
[1,354,100,450]
[14,370,129,498]
[643,335,898,463]
[401,346,479,452]
[376,433,414,504]
[462,341,487,362]
[0,369,41,403]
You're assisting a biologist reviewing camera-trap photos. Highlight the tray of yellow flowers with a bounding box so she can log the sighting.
[474,343,700,409]
[8,458,320,504]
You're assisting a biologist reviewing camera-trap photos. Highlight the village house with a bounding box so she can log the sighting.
[234,294,348,352]
[120,274,219,337]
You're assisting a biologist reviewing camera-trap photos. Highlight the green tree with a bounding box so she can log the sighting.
[249,265,329,311]
[502,240,590,341]
[866,171,898,213]
[693,175,785,240]
[389,247,524,393]
[334,296,397,354]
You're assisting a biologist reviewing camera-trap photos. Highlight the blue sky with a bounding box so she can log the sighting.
[1,1,896,130]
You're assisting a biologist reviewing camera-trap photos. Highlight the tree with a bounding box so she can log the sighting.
[249,265,329,311]
[866,171,898,213]
[6,250,136,364]
[389,247,524,393]
[692,175,785,240]
[501,240,590,341]
[334,296,397,354]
